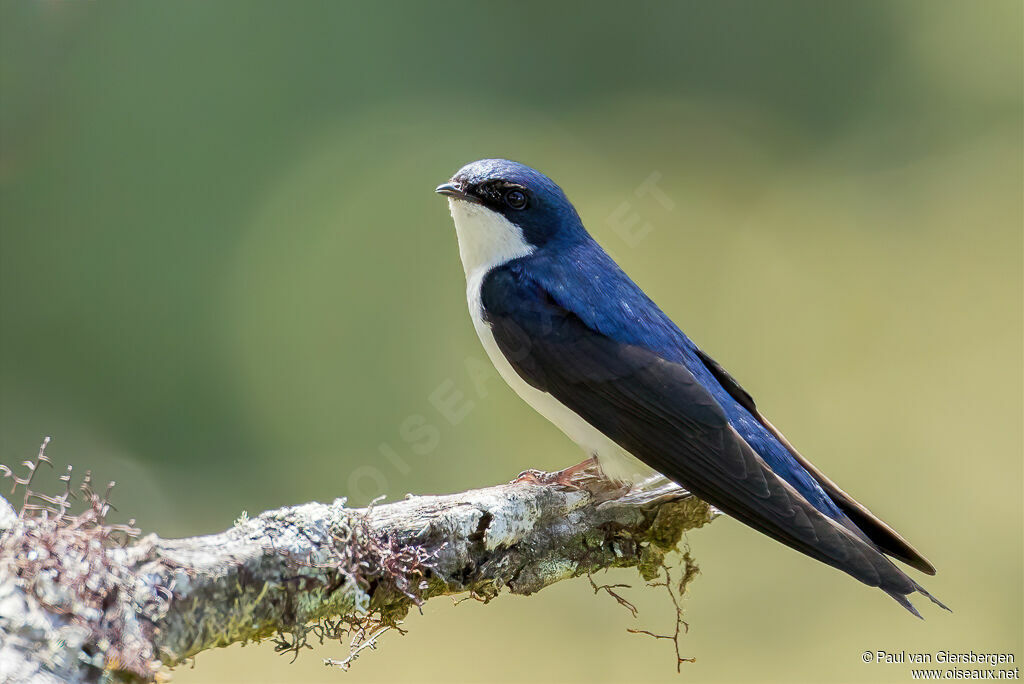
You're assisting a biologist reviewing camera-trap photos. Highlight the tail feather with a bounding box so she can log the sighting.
[913,580,952,613]
[834,511,950,617]
[886,589,925,619]
[883,573,950,618]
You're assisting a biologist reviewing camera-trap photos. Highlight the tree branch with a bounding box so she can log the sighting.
[0,464,715,683]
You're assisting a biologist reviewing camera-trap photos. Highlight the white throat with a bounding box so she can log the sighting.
[447,199,535,279]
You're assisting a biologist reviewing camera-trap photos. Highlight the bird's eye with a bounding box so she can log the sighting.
[504,189,528,210]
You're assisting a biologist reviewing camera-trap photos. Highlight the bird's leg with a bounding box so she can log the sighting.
[512,456,600,488]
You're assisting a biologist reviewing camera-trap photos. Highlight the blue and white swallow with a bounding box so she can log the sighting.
[436,158,948,617]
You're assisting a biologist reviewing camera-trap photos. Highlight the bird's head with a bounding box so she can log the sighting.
[436,159,584,274]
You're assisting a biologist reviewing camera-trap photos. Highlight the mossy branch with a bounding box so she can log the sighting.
[0,458,715,683]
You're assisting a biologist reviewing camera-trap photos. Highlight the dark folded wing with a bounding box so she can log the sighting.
[692,346,936,575]
[480,266,918,595]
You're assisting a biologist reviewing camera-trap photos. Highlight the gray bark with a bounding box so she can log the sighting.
[0,468,715,683]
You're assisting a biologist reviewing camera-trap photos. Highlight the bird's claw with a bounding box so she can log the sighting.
[511,458,602,489]
[512,469,550,485]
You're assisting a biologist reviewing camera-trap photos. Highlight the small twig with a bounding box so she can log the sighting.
[452,590,490,606]
[324,625,394,671]
[626,563,698,672]
[587,572,638,618]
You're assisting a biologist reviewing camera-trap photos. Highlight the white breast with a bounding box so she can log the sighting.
[448,198,657,485]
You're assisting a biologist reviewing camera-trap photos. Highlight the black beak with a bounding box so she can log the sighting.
[435,182,481,204]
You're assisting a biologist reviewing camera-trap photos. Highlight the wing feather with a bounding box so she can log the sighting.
[692,347,936,574]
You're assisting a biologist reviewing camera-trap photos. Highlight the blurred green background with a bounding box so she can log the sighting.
[2,1,1021,682]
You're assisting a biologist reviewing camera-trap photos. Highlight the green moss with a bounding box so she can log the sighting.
[637,544,666,581]
[646,498,714,551]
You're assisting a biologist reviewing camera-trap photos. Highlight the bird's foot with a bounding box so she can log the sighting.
[512,468,550,485]
[512,457,602,489]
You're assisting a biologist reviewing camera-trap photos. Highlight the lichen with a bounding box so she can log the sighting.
[0,441,158,681]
